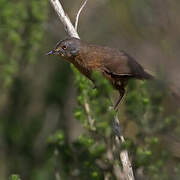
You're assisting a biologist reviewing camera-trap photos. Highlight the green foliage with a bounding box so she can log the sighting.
[0,0,49,179]
[124,79,180,179]
[73,67,115,131]
[9,175,21,180]
[54,64,180,179]
[47,66,117,179]
[45,57,180,180]
[48,130,105,180]
[1,0,180,180]
[0,0,47,89]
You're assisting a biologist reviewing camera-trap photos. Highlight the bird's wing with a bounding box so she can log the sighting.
[100,48,134,75]
[103,68,133,78]
[101,48,146,79]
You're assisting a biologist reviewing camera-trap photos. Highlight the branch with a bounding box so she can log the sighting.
[84,99,96,130]
[75,0,88,31]
[50,0,79,39]
[49,1,134,179]
[114,115,135,180]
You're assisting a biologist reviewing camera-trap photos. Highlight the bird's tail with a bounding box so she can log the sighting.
[142,70,154,80]
[138,69,155,80]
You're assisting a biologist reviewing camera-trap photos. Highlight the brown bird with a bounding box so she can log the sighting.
[47,37,153,109]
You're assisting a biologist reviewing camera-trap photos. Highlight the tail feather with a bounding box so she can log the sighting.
[136,69,154,80]
[142,70,154,80]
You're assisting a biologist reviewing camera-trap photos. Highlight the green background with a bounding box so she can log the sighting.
[1,0,180,179]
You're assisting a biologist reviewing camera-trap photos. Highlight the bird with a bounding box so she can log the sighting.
[46,37,153,109]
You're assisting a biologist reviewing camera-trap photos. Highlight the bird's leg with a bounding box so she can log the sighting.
[113,87,125,110]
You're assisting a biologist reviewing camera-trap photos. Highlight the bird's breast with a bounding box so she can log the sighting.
[75,54,102,71]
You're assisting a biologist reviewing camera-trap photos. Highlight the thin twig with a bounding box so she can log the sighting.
[75,0,88,31]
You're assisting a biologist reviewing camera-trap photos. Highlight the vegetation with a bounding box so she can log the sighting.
[0,0,180,179]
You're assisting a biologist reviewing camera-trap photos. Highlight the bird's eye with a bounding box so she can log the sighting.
[62,45,67,50]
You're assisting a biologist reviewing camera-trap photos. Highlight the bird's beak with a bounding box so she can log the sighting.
[46,50,56,56]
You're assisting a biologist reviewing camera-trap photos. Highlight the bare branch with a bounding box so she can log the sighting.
[75,0,88,31]
[50,0,79,39]
[114,115,135,180]
[84,99,96,130]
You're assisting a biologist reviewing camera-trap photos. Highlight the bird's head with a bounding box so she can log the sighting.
[46,37,81,59]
